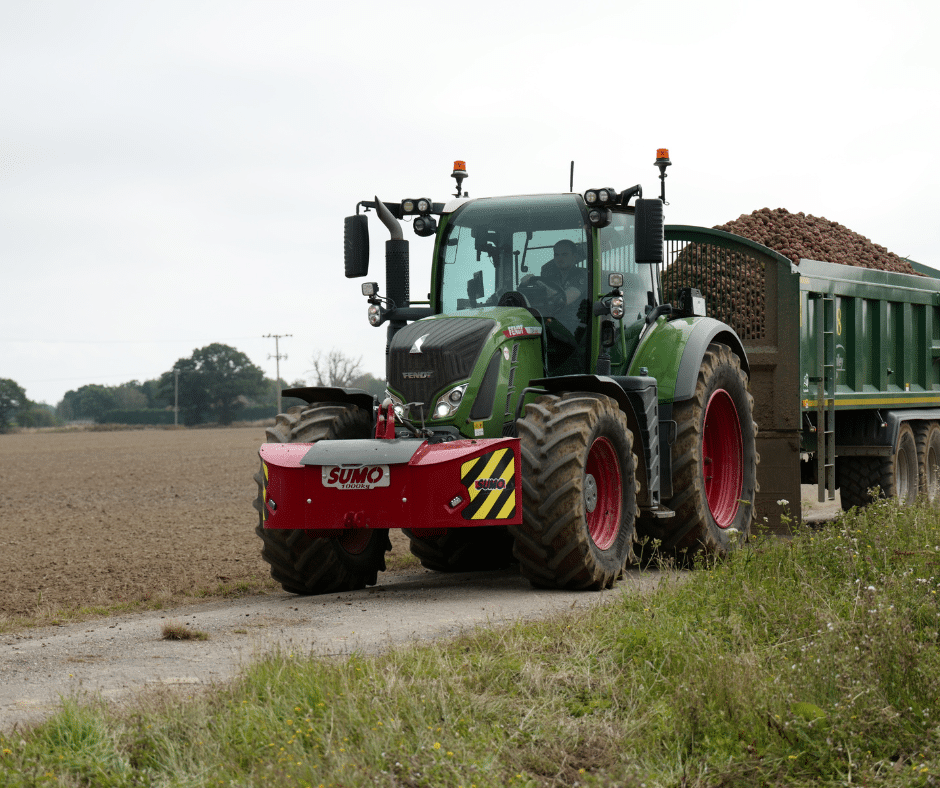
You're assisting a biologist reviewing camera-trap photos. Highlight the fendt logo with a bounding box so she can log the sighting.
[322,465,390,490]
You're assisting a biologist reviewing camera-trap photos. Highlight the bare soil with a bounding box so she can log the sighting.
[0,426,412,622]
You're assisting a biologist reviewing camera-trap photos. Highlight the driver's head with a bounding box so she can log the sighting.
[553,240,578,270]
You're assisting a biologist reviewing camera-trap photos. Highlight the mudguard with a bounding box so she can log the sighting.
[628,316,748,403]
[259,437,522,533]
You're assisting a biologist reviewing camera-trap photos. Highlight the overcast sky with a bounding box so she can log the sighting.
[2,1,938,406]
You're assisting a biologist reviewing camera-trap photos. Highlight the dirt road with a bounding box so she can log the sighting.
[0,566,675,730]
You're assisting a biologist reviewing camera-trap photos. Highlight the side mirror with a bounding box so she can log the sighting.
[467,271,484,304]
[634,198,664,265]
[344,214,369,278]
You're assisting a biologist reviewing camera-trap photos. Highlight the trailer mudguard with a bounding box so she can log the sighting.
[627,316,748,403]
[835,408,940,456]
[258,437,521,533]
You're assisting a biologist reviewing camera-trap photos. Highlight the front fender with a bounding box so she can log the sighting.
[628,317,748,403]
[281,386,376,413]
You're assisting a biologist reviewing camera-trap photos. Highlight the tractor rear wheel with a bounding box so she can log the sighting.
[661,343,757,560]
[252,403,391,595]
[402,527,515,572]
[510,392,636,590]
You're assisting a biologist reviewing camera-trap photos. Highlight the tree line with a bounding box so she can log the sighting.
[1,344,384,432]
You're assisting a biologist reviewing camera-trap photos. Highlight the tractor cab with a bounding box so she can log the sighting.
[434,192,661,376]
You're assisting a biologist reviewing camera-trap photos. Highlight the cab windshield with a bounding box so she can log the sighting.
[437,194,589,336]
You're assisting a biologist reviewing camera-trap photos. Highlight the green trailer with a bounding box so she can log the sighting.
[661,226,940,530]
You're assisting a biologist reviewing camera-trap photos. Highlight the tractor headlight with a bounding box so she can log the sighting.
[413,215,437,237]
[432,383,468,419]
[368,303,382,326]
[402,198,433,216]
[588,207,613,228]
[584,187,619,206]
[385,390,406,419]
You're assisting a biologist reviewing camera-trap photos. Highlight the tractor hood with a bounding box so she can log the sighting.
[386,308,544,433]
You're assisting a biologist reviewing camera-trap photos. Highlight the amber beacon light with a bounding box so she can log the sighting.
[655,148,672,203]
[451,160,468,198]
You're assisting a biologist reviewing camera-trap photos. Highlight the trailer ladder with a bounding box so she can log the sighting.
[810,292,836,501]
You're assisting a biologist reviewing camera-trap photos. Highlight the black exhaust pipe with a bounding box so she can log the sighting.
[374,196,410,354]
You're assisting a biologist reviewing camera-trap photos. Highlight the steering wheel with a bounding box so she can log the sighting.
[518,277,567,312]
[497,290,531,308]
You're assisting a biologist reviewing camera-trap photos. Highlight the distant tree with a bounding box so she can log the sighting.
[160,343,267,426]
[350,372,386,399]
[112,382,148,410]
[59,384,118,422]
[18,402,57,428]
[137,378,168,409]
[0,378,28,432]
[308,349,363,388]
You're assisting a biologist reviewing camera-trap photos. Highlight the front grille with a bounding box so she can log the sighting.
[388,318,496,410]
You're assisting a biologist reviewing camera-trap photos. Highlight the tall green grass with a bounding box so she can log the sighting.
[1,498,938,786]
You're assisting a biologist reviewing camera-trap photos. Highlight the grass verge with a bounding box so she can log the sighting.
[1,498,938,786]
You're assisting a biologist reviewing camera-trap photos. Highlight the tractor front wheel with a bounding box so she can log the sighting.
[511,392,637,590]
[252,403,391,595]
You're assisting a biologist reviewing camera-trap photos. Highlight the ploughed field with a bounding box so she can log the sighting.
[0,427,410,619]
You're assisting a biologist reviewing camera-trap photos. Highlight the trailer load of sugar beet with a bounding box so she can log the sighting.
[713,207,919,274]
[661,207,921,340]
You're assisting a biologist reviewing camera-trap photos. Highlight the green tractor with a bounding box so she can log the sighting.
[254,153,758,594]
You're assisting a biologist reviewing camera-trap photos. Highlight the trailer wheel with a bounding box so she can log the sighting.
[252,403,391,595]
[510,392,637,590]
[871,422,919,505]
[663,343,757,560]
[917,422,940,503]
[837,458,876,510]
[402,527,515,572]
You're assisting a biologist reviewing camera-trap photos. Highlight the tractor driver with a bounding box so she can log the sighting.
[521,239,585,311]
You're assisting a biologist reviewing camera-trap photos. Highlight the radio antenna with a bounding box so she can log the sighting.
[569,161,574,192]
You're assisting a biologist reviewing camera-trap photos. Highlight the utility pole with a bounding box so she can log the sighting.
[173,368,180,426]
[263,334,292,415]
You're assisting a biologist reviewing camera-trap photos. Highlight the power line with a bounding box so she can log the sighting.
[263,334,292,414]
[0,336,264,345]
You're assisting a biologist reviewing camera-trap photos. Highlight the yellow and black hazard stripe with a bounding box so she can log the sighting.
[460,448,516,521]
[260,461,270,523]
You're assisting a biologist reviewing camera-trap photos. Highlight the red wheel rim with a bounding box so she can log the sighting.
[702,389,743,527]
[584,436,622,550]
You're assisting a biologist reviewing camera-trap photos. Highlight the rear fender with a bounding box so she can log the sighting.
[628,316,748,403]
[259,437,521,532]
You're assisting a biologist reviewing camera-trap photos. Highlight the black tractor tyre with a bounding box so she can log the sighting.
[402,527,516,573]
[510,392,637,591]
[839,422,919,510]
[252,403,391,595]
[916,421,940,503]
[837,457,878,510]
[878,422,918,505]
[660,342,758,560]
